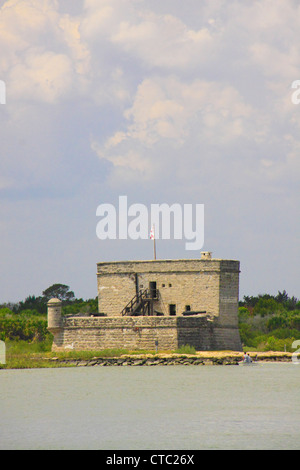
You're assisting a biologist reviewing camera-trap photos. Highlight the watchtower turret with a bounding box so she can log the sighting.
[47,298,62,332]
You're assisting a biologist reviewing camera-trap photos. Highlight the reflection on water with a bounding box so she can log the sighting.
[0,363,299,449]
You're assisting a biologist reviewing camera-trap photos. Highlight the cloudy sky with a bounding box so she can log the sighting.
[0,0,299,303]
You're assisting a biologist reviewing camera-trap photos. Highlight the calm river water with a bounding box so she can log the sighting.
[0,363,299,450]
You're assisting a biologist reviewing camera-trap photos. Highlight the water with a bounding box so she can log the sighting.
[0,364,299,450]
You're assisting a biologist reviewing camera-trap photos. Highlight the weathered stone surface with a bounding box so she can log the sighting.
[48,256,243,352]
[97,258,240,320]
[48,316,242,352]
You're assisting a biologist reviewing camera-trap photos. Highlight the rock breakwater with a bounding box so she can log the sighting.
[46,351,293,367]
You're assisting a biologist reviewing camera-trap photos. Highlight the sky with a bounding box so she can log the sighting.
[0,0,299,303]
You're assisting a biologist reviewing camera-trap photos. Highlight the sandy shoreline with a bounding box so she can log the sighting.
[45,351,294,367]
[2,350,294,369]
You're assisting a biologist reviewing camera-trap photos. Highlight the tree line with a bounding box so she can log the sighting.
[0,284,98,316]
[0,285,299,351]
[238,290,300,351]
[239,290,299,312]
[0,284,97,343]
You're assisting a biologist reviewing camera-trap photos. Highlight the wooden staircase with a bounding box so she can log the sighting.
[121,288,160,316]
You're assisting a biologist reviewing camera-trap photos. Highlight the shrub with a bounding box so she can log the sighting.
[0,308,14,318]
[263,336,296,352]
[253,298,284,317]
[0,317,50,342]
[175,345,196,355]
[238,307,251,321]
[268,328,300,340]
[267,315,288,331]
[290,314,300,330]
[239,323,257,347]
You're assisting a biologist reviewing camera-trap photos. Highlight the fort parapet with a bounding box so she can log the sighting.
[48,252,243,352]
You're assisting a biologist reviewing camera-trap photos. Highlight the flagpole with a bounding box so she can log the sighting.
[150,224,156,260]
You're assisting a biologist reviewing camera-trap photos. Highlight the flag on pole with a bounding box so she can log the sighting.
[150,225,155,240]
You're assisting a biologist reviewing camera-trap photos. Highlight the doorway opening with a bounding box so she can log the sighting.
[169,304,176,316]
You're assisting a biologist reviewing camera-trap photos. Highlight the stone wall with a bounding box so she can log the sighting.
[97,258,240,318]
[48,256,242,353]
[219,262,240,327]
[48,315,242,352]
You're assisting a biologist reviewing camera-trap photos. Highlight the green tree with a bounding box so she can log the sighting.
[238,306,251,321]
[275,290,289,304]
[275,291,299,310]
[14,295,47,314]
[42,284,75,303]
[253,298,284,317]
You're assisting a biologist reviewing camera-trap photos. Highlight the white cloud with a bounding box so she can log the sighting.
[0,0,90,103]
[93,76,263,184]
[110,12,215,68]
[82,3,211,73]
[9,50,73,103]
[2,0,299,189]
[1,0,300,301]
[58,15,90,76]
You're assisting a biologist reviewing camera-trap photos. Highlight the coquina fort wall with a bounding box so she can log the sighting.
[48,252,243,352]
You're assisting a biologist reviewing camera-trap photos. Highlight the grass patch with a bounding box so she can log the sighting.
[1,341,161,369]
[6,339,52,354]
[175,344,197,355]
[54,348,130,360]
[2,339,197,369]
[4,339,55,369]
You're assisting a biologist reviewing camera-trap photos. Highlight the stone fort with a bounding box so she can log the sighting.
[47,252,242,352]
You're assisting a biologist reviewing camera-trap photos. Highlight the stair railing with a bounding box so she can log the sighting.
[121,288,160,316]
